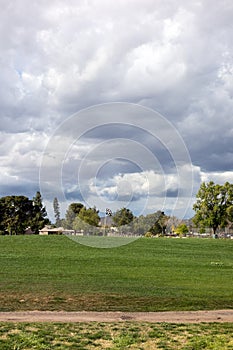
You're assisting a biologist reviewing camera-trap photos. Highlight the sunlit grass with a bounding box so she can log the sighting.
[0,235,232,311]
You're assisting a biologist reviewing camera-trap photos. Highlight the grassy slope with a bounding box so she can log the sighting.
[0,236,232,311]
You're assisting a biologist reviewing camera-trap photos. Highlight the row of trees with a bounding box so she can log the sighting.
[0,192,49,235]
[53,198,185,236]
[53,181,233,236]
[0,181,232,235]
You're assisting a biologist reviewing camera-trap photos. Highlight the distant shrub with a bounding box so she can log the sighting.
[144,232,153,237]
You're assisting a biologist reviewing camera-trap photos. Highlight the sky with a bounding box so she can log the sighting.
[1,0,233,221]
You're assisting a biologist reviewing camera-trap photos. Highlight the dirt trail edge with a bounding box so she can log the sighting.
[0,310,232,323]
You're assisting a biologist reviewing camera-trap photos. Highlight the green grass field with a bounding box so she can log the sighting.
[0,236,232,311]
[0,322,233,349]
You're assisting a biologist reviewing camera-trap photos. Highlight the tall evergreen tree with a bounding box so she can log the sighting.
[31,191,50,234]
[53,197,61,227]
[113,207,134,227]
[0,194,50,235]
[0,195,34,234]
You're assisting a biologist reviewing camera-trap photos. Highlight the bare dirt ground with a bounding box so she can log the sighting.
[0,310,232,323]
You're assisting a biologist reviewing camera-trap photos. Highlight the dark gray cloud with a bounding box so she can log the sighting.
[0,0,233,219]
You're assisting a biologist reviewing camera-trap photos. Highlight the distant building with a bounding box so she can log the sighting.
[39,226,64,235]
[39,225,77,235]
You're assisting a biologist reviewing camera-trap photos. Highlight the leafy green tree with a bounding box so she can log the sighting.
[175,223,189,236]
[78,206,100,227]
[148,211,168,235]
[70,203,84,215]
[65,202,84,229]
[113,208,134,227]
[193,181,233,235]
[73,206,100,234]
[53,197,61,227]
[226,205,233,226]
[130,211,170,235]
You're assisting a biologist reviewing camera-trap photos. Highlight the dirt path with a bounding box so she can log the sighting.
[0,310,232,323]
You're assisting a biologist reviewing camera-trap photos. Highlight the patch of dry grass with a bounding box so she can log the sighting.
[0,322,232,349]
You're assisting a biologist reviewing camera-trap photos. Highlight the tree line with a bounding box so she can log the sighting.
[0,181,233,235]
[53,181,233,236]
[54,201,172,235]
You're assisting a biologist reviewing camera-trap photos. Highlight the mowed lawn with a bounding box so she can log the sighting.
[0,236,232,311]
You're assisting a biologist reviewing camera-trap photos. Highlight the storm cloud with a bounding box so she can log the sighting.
[0,0,233,219]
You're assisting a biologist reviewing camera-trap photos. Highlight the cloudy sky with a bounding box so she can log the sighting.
[1,0,233,220]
